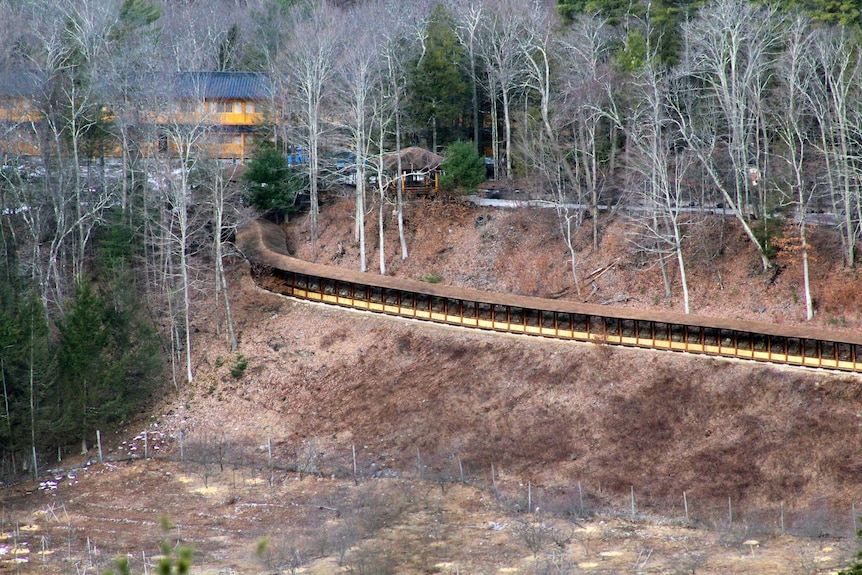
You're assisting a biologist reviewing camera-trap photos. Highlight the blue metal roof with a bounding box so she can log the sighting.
[0,69,272,101]
[173,72,272,100]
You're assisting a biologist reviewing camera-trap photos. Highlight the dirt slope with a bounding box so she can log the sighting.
[3,195,862,574]
[289,195,862,329]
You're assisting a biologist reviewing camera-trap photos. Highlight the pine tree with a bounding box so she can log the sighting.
[407,4,471,152]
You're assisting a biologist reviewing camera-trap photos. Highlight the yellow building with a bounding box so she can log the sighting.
[0,70,272,162]
[163,71,272,161]
[0,70,44,158]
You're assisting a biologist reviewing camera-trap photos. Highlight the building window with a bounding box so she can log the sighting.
[208,101,232,113]
[178,100,199,113]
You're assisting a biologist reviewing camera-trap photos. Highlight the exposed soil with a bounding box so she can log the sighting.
[2,194,862,574]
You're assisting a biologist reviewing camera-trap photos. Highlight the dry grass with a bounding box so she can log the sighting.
[3,196,862,574]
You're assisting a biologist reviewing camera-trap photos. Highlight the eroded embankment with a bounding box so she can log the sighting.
[225,273,862,526]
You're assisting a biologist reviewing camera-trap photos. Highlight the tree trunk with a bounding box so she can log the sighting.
[357,169,367,272]
[395,106,408,261]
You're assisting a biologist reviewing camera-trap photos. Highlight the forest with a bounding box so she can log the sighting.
[0,0,861,481]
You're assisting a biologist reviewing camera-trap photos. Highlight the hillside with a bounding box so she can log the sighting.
[3,195,862,574]
[288,193,862,331]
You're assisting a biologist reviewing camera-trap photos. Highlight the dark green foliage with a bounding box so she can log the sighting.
[229,353,248,378]
[788,0,860,25]
[754,216,786,260]
[217,23,243,71]
[840,558,862,575]
[95,214,139,265]
[56,268,162,445]
[617,29,649,72]
[57,282,113,439]
[559,0,699,67]
[406,4,471,148]
[0,210,162,473]
[0,276,55,458]
[243,142,305,221]
[439,140,485,193]
[117,0,161,33]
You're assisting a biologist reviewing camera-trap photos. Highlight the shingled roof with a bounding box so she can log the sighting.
[382,146,444,172]
[172,72,272,100]
[0,69,272,101]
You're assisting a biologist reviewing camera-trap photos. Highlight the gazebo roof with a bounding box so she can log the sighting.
[382,146,443,172]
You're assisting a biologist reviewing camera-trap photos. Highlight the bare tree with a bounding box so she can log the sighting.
[155,103,210,385]
[451,0,485,154]
[12,0,116,316]
[53,0,122,280]
[102,0,162,224]
[477,0,530,181]
[609,25,695,313]
[148,49,214,385]
[333,5,386,273]
[519,123,584,295]
[201,159,241,350]
[557,14,613,251]
[680,0,784,271]
[809,27,862,269]
[374,0,429,266]
[279,0,341,258]
[774,15,818,319]
[159,1,252,72]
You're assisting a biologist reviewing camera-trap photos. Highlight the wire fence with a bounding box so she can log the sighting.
[9,424,862,572]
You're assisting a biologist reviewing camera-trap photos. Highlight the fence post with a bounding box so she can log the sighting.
[97,430,103,463]
[780,501,785,533]
[684,491,689,523]
[578,481,584,515]
[492,465,499,499]
[352,445,358,485]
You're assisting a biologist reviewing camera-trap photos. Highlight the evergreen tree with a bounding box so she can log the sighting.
[440,140,486,193]
[243,142,305,222]
[57,281,111,445]
[407,3,471,152]
[789,0,860,25]
[0,276,55,471]
[113,0,161,38]
[56,221,163,449]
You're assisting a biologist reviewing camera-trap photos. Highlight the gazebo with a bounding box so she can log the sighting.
[382,146,443,192]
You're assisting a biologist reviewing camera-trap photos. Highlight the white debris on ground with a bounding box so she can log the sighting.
[115,424,169,457]
[38,471,78,492]
[0,540,30,564]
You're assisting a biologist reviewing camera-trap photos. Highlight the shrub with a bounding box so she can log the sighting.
[439,140,485,193]
[243,142,307,221]
[230,354,248,378]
